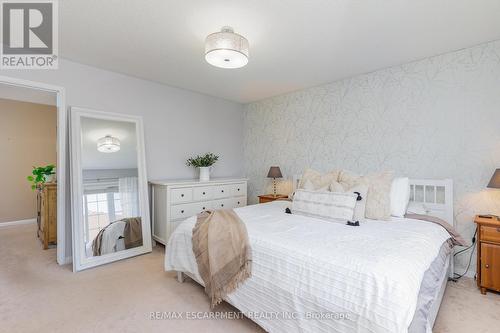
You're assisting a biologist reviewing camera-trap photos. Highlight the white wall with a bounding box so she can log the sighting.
[1,59,244,261]
[244,40,500,275]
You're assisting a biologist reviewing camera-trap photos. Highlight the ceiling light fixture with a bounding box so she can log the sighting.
[205,26,249,69]
[97,135,120,153]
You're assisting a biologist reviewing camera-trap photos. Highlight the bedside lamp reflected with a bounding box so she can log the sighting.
[267,166,283,197]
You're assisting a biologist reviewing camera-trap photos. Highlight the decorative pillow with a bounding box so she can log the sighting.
[349,183,369,222]
[390,177,410,217]
[338,170,393,220]
[329,181,345,192]
[364,171,393,220]
[292,189,357,222]
[338,170,363,189]
[299,168,340,190]
[303,179,329,191]
[329,181,368,221]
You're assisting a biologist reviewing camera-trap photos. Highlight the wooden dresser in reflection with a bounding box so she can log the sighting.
[37,183,57,249]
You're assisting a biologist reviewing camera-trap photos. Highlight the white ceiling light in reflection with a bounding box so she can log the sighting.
[97,135,120,153]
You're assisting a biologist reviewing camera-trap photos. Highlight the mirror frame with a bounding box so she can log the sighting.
[70,107,152,272]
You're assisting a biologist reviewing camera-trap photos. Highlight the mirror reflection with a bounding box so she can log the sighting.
[80,117,142,257]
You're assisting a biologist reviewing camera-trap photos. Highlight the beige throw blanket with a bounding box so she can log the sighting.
[92,217,143,256]
[123,217,143,249]
[192,210,252,308]
[405,213,467,246]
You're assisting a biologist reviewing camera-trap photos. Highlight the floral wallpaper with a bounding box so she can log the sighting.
[243,40,500,274]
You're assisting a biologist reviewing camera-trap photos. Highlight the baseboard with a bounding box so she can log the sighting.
[0,218,36,227]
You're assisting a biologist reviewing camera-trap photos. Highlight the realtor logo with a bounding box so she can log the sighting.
[1,0,58,69]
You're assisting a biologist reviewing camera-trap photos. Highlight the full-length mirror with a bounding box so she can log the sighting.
[70,107,151,271]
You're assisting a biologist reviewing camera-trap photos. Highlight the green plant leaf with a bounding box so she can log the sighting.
[27,176,34,181]
[186,152,220,168]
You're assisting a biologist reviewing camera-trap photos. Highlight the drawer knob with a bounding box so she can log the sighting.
[221,190,224,193]
[202,207,205,210]
[238,201,240,204]
[203,192,206,195]
[485,264,490,269]
[237,188,240,191]
[181,194,184,197]
[181,210,184,213]
[221,204,224,207]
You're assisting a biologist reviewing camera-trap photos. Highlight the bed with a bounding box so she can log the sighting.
[85,221,126,257]
[165,178,455,333]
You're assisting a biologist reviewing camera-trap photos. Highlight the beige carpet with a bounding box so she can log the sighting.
[1,224,499,333]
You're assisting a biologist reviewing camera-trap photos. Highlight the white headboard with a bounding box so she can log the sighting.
[292,175,454,227]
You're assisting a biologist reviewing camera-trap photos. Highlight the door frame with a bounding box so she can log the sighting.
[0,75,68,265]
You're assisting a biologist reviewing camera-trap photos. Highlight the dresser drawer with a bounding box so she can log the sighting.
[171,203,197,219]
[212,198,233,210]
[212,185,232,199]
[171,201,213,220]
[171,188,193,204]
[194,201,213,213]
[193,186,213,201]
[229,183,247,197]
[229,197,246,208]
[480,226,500,243]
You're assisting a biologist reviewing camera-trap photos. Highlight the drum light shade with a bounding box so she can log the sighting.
[205,26,249,69]
[487,169,500,189]
[97,135,120,153]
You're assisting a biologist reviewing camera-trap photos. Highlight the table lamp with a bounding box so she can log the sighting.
[267,166,283,197]
[487,169,500,189]
[484,169,500,219]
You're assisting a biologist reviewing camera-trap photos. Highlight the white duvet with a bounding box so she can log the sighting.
[165,201,450,333]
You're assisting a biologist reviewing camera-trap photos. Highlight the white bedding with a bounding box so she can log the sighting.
[165,201,450,333]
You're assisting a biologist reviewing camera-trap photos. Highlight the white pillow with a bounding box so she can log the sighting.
[292,189,357,222]
[406,202,428,215]
[329,181,368,221]
[390,177,410,217]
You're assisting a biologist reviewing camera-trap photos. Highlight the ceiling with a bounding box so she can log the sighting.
[60,0,500,103]
[81,117,138,170]
[0,84,56,106]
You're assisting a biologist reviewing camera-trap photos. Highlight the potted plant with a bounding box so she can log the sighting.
[186,153,219,182]
[27,165,56,190]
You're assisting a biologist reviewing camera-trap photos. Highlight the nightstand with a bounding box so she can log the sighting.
[258,194,289,204]
[475,215,500,294]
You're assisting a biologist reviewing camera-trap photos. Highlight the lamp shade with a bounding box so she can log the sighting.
[205,26,249,69]
[267,166,283,179]
[487,169,500,189]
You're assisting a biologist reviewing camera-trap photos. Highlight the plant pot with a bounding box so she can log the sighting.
[45,174,56,183]
[199,167,210,182]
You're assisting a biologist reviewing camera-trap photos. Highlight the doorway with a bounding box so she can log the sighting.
[0,76,67,265]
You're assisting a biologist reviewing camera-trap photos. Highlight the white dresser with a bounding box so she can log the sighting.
[149,178,248,245]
